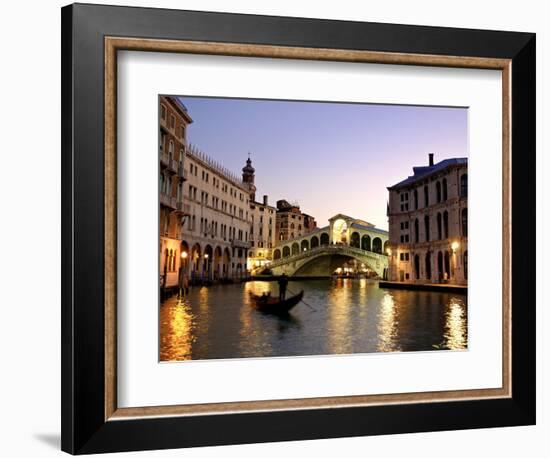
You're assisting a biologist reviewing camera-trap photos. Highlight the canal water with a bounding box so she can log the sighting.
[160,279,467,361]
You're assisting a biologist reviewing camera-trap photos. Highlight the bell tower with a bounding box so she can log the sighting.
[242,154,257,201]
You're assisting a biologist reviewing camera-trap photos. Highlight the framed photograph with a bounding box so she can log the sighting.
[61,3,536,454]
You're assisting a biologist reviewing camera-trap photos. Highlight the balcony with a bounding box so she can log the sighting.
[176,201,191,215]
[178,163,187,180]
[231,239,251,249]
[169,159,178,174]
[160,151,169,168]
[160,192,177,209]
[160,152,178,174]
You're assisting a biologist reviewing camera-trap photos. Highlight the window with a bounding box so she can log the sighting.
[443,211,449,238]
[442,178,448,201]
[414,218,419,243]
[424,215,430,242]
[425,252,432,280]
[400,192,409,211]
[159,130,166,151]
[170,114,175,129]
[437,212,442,240]
[161,104,166,119]
[436,181,442,203]
[414,189,418,210]
[461,208,468,236]
[424,185,429,207]
[460,173,468,197]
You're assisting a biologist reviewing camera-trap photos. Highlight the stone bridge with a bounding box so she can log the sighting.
[266,245,389,278]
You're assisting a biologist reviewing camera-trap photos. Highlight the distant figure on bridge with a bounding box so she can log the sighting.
[278,274,289,301]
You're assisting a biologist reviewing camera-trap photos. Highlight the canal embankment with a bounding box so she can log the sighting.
[378,281,467,294]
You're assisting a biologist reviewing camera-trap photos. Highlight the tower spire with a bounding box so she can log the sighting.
[242,153,256,201]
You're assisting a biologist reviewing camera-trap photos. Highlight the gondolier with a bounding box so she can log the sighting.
[278,273,288,301]
[249,289,304,315]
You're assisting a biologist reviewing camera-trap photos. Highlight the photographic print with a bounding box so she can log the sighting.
[159,95,468,362]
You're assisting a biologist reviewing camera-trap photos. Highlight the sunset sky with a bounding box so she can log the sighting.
[178,96,468,230]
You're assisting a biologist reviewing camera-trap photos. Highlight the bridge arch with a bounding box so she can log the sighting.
[268,245,388,278]
[350,231,360,248]
[282,246,290,258]
[320,232,329,246]
[310,235,319,248]
[291,242,299,255]
[372,237,382,254]
[301,239,309,252]
[273,248,281,260]
[361,234,371,251]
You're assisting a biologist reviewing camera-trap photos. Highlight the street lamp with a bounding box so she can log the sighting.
[204,253,210,281]
[451,241,460,253]
[178,251,188,297]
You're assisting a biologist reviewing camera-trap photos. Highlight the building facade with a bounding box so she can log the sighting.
[386,154,468,285]
[275,200,317,243]
[248,195,277,271]
[159,96,192,289]
[159,96,320,290]
[241,156,278,270]
[181,146,252,283]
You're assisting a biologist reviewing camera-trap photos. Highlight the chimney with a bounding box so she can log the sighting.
[263,195,268,206]
[429,153,434,166]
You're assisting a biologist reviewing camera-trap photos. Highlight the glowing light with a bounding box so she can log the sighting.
[181,251,188,259]
[444,297,467,349]
[204,253,209,259]
[451,241,460,252]
[386,248,392,256]
[377,292,399,352]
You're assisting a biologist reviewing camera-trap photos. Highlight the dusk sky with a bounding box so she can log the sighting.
[178,96,468,230]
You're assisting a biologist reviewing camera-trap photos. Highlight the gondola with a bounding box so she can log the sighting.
[249,290,304,315]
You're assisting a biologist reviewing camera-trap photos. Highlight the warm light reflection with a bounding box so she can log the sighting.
[377,292,399,352]
[327,278,353,354]
[443,297,467,349]
[160,278,467,361]
[159,297,194,361]
[239,282,274,357]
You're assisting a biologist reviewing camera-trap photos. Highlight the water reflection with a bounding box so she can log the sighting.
[443,297,468,349]
[160,279,468,361]
[377,292,400,352]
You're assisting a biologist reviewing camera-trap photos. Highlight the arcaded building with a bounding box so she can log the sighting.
[159,96,192,289]
[181,146,252,282]
[386,154,468,285]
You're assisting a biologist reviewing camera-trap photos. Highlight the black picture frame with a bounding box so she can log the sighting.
[61,3,535,454]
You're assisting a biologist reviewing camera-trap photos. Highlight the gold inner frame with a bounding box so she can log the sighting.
[104,37,512,421]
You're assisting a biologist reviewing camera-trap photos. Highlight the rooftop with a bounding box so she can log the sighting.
[186,144,249,191]
[388,157,467,190]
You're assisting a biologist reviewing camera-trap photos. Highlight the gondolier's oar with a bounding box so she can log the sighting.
[287,287,316,312]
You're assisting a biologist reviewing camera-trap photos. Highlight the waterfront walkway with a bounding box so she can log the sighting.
[378,281,467,294]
